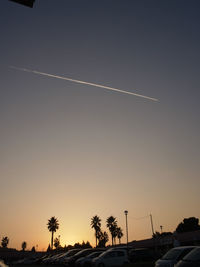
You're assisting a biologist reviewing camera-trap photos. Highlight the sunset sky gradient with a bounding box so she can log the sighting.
[0,0,200,251]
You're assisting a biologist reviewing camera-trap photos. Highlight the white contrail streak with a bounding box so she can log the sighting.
[10,66,159,102]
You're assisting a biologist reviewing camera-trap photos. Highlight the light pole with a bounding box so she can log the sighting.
[124,210,129,248]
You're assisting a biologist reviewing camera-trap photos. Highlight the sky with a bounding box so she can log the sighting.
[0,0,200,251]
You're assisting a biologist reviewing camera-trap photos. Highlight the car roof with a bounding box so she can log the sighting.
[172,246,196,250]
[108,246,128,250]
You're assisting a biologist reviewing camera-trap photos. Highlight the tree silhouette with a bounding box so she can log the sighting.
[85,241,92,248]
[97,231,109,247]
[91,215,101,247]
[116,227,123,244]
[81,240,92,248]
[74,242,81,248]
[153,231,172,238]
[106,216,117,246]
[47,216,59,249]
[1,237,9,248]
[21,241,27,251]
[54,237,60,250]
[47,244,51,252]
[176,217,200,233]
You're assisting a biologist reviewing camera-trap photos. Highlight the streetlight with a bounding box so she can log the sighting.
[124,210,129,248]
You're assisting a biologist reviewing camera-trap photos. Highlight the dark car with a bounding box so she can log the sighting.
[53,249,82,264]
[129,248,160,263]
[176,247,200,267]
[155,246,197,267]
[75,250,105,267]
[64,248,95,266]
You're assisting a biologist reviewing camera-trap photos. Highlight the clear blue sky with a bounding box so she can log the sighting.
[0,0,200,250]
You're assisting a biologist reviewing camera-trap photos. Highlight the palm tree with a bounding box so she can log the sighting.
[106,216,117,246]
[47,216,59,249]
[91,215,101,247]
[116,227,123,244]
[21,241,27,251]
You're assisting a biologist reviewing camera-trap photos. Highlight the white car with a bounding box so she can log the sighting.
[92,249,129,267]
[155,246,196,267]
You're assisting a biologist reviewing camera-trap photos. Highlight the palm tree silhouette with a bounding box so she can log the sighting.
[91,215,101,247]
[106,216,117,246]
[116,227,123,244]
[47,216,59,249]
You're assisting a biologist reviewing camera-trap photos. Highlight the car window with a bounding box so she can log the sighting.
[162,248,181,260]
[105,251,116,258]
[89,251,103,258]
[177,248,195,260]
[66,249,80,256]
[116,251,125,257]
[182,248,200,261]
[75,249,93,256]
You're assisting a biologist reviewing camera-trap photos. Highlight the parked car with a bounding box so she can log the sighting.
[175,247,200,267]
[155,246,196,267]
[75,250,105,267]
[129,248,160,262]
[64,248,95,266]
[42,252,64,264]
[13,254,48,265]
[108,246,128,251]
[92,249,129,267]
[53,248,82,264]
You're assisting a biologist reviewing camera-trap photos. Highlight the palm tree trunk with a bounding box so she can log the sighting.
[51,231,54,249]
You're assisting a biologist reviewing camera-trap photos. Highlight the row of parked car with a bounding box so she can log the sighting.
[12,245,200,266]
[155,246,200,267]
[13,246,160,266]
[13,247,129,266]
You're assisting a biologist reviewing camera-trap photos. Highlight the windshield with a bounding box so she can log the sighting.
[75,249,93,257]
[162,248,195,261]
[162,248,182,260]
[88,251,103,258]
[183,248,200,261]
[65,249,81,257]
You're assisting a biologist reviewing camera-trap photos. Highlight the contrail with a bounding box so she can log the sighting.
[10,66,159,102]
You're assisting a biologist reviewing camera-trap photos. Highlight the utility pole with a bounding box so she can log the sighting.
[150,214,155,236]
[124,210,129,249]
